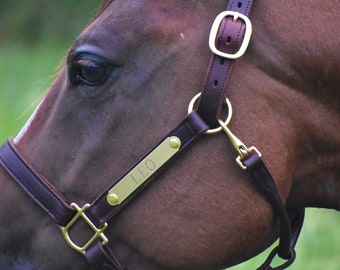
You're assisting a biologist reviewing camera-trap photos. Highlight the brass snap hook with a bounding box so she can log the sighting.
[218,119,261,170]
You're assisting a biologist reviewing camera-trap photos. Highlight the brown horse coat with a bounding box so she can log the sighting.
[0,0,339,269]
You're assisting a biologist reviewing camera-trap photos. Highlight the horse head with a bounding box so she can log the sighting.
[0,0,339,269]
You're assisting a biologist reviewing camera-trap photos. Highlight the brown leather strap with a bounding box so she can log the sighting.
[197,0,253,128]
[87,112,209,228]
[243,154,305,268]
[243,153,293,259]
[86,242,127,270]
[0,139,75,227]
[257,210,305,270]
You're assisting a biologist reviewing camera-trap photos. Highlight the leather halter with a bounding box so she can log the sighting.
[0,1,305,269]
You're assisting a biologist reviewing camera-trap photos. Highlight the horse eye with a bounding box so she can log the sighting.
[69,55,112,87]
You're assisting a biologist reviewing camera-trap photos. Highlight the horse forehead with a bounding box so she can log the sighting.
[86,0,198,39]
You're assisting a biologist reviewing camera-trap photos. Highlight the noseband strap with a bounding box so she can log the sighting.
[0,1,305,269]
[0,111,209,270]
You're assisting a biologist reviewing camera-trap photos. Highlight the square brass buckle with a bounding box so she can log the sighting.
[209,11,252,59]
[60,203,108,255]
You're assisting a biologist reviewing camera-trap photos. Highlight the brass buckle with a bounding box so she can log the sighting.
[209,11,252,59]
[60,203,108,255]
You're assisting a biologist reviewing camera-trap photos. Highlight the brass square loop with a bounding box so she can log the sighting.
[60,203,109,255]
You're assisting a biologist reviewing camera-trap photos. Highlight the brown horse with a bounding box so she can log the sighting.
[0,0,339,269]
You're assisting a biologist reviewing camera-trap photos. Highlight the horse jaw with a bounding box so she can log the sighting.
[247,0,340,211]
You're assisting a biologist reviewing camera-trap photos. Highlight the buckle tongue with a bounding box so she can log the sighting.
[209,11,252,59]
[60,203,108,255]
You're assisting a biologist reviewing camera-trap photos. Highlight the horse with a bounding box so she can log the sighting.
[0,0,339,269]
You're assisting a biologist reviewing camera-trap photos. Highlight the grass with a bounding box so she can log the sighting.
[229,209,340,270]
[0,40,68,141]
[0,41,339,270]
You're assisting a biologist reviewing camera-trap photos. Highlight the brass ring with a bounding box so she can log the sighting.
[187,92,233,134]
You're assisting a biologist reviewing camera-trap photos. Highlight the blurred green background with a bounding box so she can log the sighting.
[0,1,338,269]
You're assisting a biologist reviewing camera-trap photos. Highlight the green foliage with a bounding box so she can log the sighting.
[0,0,101,45]
[228,209,340,270]
[0,41,65,141]
[0,0,100,140]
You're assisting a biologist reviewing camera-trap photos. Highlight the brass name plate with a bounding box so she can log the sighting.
[107,136,181,206]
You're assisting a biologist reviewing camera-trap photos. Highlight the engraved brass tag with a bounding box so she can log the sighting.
[107,137,181,206]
